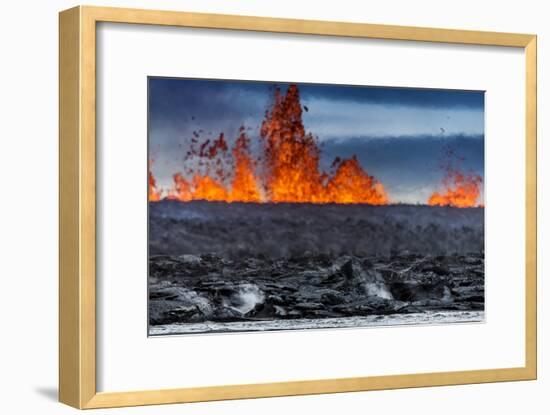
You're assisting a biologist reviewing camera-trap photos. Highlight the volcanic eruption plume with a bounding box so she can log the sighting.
[428,148,483,208]
[230,127,262,202]
[148,163,162,202]
[151,84,388,205]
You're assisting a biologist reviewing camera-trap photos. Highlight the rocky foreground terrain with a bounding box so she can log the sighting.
[148,201,484,333]
[149,252,484,327]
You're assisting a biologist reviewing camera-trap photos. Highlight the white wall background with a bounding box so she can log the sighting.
[0,0,546,414]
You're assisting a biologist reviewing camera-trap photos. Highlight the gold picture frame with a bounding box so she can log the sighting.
[59,5,537,409]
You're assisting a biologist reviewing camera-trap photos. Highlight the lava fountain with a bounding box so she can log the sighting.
[148,170,162,202]
[428,156,483,209]
[151,84,388,204]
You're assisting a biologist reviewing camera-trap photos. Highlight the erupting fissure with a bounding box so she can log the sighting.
[428,149,483,208]
[148,166,162,202]
[150,84,388,205]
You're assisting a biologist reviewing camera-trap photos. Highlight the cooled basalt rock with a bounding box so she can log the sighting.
[149,252,484,326]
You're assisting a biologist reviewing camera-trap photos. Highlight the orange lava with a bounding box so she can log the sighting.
[150,84,388,204]
[148,170,162,202]
[260,85,329,203]
[325,156,388,205]
[229,127,261,202]
[428,170,483,208]
[192,175,230,202]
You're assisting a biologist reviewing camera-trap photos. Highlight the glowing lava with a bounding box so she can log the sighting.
[325,156,388,205]
[229,127,261,202]
[259,85,326,203]
[148,170,162,202]
[428,169,483,208]
[150,84,388,204]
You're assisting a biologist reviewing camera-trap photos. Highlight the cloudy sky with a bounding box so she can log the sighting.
[148,77,484,204]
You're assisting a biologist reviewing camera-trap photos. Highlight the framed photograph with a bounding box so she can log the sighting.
[59,6,537,409]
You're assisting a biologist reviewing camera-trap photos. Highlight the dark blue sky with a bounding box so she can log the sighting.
[148,77,484,203]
